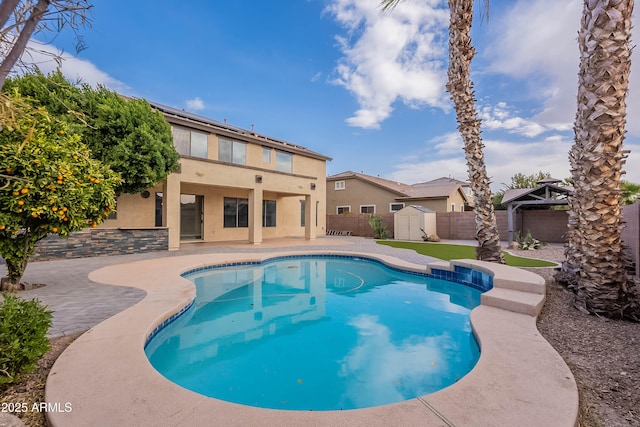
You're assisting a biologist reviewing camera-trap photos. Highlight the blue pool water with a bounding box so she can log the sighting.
[145,256,482,411]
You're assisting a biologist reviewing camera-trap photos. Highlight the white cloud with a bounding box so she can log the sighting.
[479,102,548,138]
[388,132,573,191]
[20,40,129,92]
[326,0,449,129]
[185,97,205,111]
[481,0,581,129]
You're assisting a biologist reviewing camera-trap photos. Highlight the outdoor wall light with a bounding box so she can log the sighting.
[310,183,316,190]
[141,190,151,198]
[255,175,263,183]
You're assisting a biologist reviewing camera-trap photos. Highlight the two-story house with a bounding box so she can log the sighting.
[104,102,331,250]
[326,171,472,215]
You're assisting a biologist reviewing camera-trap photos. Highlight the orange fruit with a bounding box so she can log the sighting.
[12,191,19,196]
[52,207,58,212]
[57,180,63,184]
[91,223,97,228]
[31,212,38,218]
[17,200,24,206]
[21,188,28,194]
[52,227,58,233]
[0,225,5,230]
[5,168,12,174]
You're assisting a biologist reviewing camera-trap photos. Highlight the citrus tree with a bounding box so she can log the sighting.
[4,71,180,195]
[0,94,119,290]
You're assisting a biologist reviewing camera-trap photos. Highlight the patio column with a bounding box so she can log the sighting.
[305,194,316,240]
[249,188,263,245]
[164,173,181,251]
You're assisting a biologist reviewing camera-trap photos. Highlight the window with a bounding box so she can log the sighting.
[360,205,375,214]
[219,138,246,165]
[172,127,208,158]
[180,194,203,240]
[300,200,305,227]
[224,197,248,228]
[334,181,345,190]
[337,206,350,214]
[390,203,404,212]
[263,200,276,227]
[451,203,456,212]
[460,204,465,212]
[275,151,292,173]
[263,147,271,163]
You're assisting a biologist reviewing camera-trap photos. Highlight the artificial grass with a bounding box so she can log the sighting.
[376,240,557,268]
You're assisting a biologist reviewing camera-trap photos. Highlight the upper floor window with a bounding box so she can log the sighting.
[172,127,208,158]
[263,147,271,163]
[337,206,350,214]
[335,181,345,190]
[219,138,246,165]
[275,151,292,173]
[451,203,456,212]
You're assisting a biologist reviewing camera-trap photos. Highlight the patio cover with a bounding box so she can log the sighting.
[502,178,573,243]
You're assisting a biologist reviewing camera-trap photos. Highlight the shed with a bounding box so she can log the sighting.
[394,205,436,241]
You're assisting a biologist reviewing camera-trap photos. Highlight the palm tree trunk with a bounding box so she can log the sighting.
[446,0,503,263]
[563,0,639,319]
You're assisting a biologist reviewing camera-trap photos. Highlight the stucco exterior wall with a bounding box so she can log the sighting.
[327,178,401,214]
[104,144,326,248]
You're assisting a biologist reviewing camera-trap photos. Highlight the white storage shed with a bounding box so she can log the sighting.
[394,205,437,241]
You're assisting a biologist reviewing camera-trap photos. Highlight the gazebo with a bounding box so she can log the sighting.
[502,178,573,244]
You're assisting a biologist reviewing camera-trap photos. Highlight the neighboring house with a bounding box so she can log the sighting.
[326,171,473,215]
[103,101,331,250]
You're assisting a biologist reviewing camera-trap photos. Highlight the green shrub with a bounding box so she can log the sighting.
[515,230,547,250]
[368,215,389,239]
[0,293,52,388]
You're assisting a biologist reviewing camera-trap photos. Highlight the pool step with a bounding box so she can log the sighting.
[481,288,546,317]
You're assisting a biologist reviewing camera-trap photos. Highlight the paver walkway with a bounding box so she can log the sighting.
[1,236,438,337]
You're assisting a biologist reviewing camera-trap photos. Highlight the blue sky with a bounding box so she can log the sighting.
[21,0,640,191]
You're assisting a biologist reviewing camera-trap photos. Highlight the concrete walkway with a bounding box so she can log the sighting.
[1,236,438,337]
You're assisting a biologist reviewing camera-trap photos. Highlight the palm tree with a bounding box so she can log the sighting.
[561,0,639,320]
[382,0,504,263]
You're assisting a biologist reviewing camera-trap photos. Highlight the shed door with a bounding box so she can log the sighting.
[409,214,423,241]
[397,214,409,240]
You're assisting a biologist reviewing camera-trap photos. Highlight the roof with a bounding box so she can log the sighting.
[401,205,435,213]
[327,171,413,196]
[414,177,470,187]
[147,100,332,162]
[327,171,472,203]
[502,181,573,205]
[402,183,464,199]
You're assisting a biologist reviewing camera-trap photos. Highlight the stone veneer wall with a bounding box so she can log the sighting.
[33,228,168,261]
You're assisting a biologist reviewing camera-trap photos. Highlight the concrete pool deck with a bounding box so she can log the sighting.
[35,238,578,427]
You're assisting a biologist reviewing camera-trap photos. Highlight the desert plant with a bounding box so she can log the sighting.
[0,293,52,388]
[515,230,546,250]
[368,215,389,239]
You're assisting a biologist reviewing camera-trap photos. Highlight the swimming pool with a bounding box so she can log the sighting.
[145,255,483,411]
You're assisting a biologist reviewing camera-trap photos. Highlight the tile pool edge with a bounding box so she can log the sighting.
[45,251,579,427]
